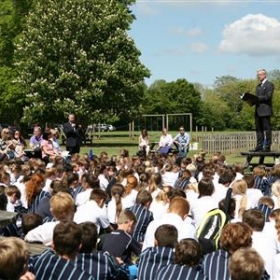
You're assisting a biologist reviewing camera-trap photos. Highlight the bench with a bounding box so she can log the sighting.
[240,151,280,168]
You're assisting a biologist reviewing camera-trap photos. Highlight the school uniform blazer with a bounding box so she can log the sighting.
[255,80,274,117]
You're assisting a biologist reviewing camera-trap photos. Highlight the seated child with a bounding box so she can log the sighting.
[25,192,76,246]
[5,185,21,212]
[101,209,141,264]
[138,224,178,280]
[155,238,204,280]
[22,213,43,236]
[0,237,35,280]
[229,248,265,280]
[74,222,128,280]
[29,221,94,280]
[128,190,154,243]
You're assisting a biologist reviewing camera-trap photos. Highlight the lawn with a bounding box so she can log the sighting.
[63,130,263,166]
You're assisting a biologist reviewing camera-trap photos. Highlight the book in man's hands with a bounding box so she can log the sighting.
[240,92,258,106]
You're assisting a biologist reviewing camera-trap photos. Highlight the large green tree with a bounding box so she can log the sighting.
[14,0,149,125]
[0,0,33,124]
[142,78,202,128]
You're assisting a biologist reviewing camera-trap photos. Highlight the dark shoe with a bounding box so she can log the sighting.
[263,147,271,152]
[250,147,263,152]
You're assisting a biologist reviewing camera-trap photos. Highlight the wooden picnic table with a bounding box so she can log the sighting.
[240,150,280,168]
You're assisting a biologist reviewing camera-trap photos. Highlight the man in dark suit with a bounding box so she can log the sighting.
[252,69,274,152]
[63,114,83,154]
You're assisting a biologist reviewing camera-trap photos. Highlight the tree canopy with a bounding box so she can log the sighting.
[14,0,150,125]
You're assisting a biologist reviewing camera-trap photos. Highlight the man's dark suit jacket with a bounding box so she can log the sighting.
[63,122,83,148]
[255,80,274,117]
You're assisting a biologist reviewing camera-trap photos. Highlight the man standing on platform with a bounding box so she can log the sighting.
[252,69,274,152]
[63,114,83,155]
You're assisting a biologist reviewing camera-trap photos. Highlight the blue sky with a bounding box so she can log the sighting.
[129,0,280,87]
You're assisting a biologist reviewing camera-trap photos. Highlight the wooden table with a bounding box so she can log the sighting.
[240,151,280,168]
[0,210,18,226]
[0,236,49,256]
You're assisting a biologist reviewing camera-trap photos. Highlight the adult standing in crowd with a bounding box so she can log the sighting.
[252,69,274,152]
[63,113,83,155]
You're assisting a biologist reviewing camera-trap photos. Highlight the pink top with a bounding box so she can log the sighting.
[41,139,55,158]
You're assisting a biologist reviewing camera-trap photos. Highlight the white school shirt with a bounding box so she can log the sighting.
[142,212,196,251]
[75,188,92,207]
[149,200,169,221]
[251,230,278,277]
[74,200,109,233]
[25,221,59,246]
[191,196,218,228]
[122,189,138,209]
[161,171,179,187]
[246,188,263,208]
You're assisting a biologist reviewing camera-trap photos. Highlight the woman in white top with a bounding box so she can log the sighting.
[139,128,150,157]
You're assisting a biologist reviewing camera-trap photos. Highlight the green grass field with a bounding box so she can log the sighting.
[62,130,269,166]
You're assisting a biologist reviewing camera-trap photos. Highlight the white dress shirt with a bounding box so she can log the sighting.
[74,200,109,233]
[25,221,59,246]
[75,188,92,207]
[251,230,278,277]
[142,212,196,251]
[159,134,173,147]
[191,196,218,228]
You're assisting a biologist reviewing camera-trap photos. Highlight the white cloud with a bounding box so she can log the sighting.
[219,14,280,56]
[190,42,208,53]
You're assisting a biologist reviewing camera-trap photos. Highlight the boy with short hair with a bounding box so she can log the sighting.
[25,192,76,246]
[101,209,141,264]
[138,224,178,280]
[30,221,94,280]
[74,188,112,234]
[74,222,128,279]
[155,238,204,280]
[229,248,265,280]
